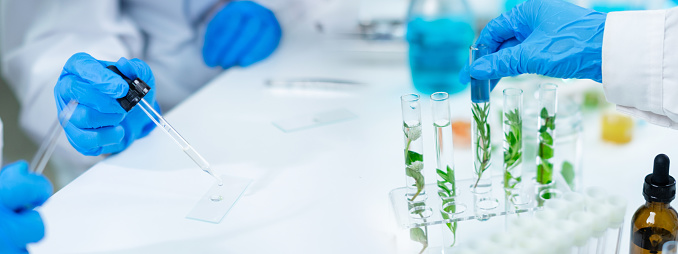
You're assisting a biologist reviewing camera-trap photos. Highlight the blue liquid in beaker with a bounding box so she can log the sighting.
[407,17,475,95]
[504,0,528,11]
[591,3,644,12]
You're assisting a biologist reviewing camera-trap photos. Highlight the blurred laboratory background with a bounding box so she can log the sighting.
[0,0,674,187]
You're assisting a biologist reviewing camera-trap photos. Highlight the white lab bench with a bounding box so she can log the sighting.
[30,33,678,253]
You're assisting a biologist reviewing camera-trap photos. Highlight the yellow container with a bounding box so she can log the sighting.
[601,112,634,144]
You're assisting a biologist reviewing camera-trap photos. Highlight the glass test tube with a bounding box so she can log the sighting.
[431,92,462,248]
[537,83,558,186]
[402,94,427,203]
[503,88,530,225]
[470,44,492,194]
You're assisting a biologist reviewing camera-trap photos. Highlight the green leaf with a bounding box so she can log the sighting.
[436,168,447,179]
[508,132,516,144]
[410,228,428,245]
[413,172,424,190]
[540,107,549,119]
[561,161,575,190]
[539,143,553,159]
[406,151,423,165]
[504,170,514,188]
[537,164,552,184]
[540,131,553,145]
[437,181,451,194]
[547,117,556,130]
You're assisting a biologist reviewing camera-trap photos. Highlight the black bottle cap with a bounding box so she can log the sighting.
[106,65,150,112]
[643,154,675,203]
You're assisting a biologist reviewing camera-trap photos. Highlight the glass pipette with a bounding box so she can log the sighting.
[30,100,78,174]
[106,65,223,185]
[136,98,223,186]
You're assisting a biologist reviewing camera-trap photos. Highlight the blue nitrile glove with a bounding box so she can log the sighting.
[54,52,160,156]
[460,0,607,88]
[202,1,282,68]
[0,161,53,254]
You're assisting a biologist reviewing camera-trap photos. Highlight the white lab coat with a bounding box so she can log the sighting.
[602,7,678,129]
[0,0,357,186]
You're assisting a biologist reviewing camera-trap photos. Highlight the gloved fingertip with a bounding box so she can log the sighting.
[458,65,471,84]
[11,210,46,245]
[468,57,493,80]
[202,51,218,67]
[1,160,29,174]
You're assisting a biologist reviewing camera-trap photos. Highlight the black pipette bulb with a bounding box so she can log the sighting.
[643,154,675,203]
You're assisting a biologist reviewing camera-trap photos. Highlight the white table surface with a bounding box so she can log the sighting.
[30,34,678,253]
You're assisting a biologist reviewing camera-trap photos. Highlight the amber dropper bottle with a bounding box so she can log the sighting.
[630,154,678,254]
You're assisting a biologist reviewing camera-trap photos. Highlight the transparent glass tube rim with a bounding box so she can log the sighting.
[431,92,450,122]
[430,91,449,101]
[470,43,489,53]
[401,93,420,102]
[401,93,422,124]
[503,87,523,97]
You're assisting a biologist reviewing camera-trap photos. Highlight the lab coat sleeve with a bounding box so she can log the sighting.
[602,7,678,129]
[0,0,144,176]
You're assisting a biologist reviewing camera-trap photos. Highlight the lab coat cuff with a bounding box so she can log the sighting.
[617,105,678,130]
[602,10,666,116]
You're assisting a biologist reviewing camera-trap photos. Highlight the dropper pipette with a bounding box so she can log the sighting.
[136,98,223,185]
[30,100,78,174]
[107,66,223,185]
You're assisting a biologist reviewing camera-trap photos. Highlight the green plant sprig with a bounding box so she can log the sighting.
[408,200,429,254]
[437,165,458,246]
[404,124,424,201]
[410,227,428,254]
[503,108,522,189]
[537,107,556,185]
[472,102,491,188]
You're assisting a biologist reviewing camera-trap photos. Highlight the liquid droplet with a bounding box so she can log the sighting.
[210,195,223,202]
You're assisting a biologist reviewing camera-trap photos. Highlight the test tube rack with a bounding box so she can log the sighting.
[389,173,571,229]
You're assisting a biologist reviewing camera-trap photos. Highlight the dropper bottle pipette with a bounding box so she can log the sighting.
[107,66,223,186]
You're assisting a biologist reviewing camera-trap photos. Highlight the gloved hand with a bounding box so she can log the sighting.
[0,161,53,254]
[460,0,607,87]
[54,52,160,156]
[202,1,282,69]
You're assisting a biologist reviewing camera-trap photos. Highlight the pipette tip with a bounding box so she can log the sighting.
[204,168,224,186]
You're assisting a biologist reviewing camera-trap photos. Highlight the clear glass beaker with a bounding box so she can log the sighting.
[406,0,475,95]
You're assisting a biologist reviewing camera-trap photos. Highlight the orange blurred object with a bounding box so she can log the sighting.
[601,112,634,144]
[451,120,471,149]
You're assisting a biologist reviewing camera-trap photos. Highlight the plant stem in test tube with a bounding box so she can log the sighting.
[537,84,558,185]
[503,88,523,190]
[431,92,457,245]
[402,94,426,202]
[470,44,492,192]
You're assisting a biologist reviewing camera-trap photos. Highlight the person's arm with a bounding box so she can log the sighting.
[459,0,678,129]
[0,0,144,171]
[602,7,678,129]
